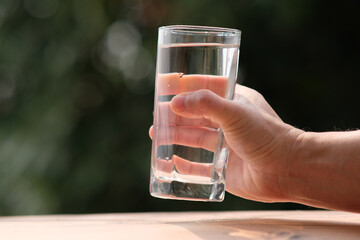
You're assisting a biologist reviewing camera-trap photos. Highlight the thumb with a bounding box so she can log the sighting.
[170,89,246,129]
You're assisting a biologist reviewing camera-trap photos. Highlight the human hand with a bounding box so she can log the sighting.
[170,85,304,202]
[150,75,304,203]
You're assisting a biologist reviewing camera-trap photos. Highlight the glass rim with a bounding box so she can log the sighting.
[159,25,241,36]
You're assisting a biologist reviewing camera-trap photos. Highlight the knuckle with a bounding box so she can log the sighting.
[196,90,214,109]
[196,131,206,148]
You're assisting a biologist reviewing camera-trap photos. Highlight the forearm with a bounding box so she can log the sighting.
[286,130,360,212]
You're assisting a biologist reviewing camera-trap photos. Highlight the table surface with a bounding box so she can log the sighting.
[0,211,359,239]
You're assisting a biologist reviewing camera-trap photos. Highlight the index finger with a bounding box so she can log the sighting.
[157,73,228,97]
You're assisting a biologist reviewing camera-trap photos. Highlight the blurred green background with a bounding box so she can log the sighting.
[0,0,359,215]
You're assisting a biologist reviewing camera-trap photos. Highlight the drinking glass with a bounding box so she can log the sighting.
[150,25,241,201]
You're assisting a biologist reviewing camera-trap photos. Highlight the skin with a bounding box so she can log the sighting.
[150,75,360,213]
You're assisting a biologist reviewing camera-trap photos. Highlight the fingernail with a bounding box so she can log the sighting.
[171,93,189,112]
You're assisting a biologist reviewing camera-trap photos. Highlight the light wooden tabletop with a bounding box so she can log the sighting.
[0,211,359,239]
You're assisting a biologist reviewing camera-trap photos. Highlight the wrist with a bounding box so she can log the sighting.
[279,130,318,205]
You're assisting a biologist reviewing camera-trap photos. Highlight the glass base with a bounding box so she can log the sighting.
[150,172,225,202]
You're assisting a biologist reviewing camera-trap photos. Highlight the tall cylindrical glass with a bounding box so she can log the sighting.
[150,25,241,201]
